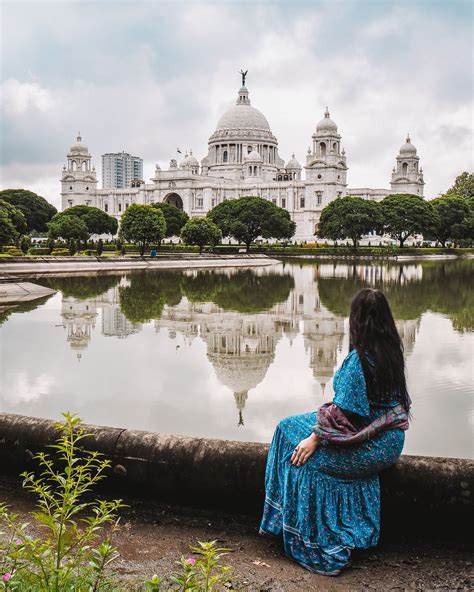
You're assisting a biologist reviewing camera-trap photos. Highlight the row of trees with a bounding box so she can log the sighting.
[1,172,472,254]
[318,191,473,248]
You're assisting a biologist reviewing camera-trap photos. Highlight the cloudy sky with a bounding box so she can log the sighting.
[0,0,472,210]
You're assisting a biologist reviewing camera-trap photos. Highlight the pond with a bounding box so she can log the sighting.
[0,258,472,459]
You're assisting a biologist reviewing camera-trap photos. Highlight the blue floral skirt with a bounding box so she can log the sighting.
[259,412,405,575]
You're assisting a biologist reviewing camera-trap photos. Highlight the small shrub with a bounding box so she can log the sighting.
[97,239,104,257]
[2,246,23,256]
[52,249,70,256]
[145,540,234,591]
[0,413,124,591]
[68,239,76,256]
[28,247,50,255]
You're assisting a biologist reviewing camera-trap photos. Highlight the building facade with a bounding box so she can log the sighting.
[61,78,425,241]
[101,152,143,189]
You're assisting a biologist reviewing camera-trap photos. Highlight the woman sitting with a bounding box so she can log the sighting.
[259,288,410,576]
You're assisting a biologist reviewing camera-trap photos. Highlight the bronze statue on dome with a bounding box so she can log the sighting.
[239,69,248,87]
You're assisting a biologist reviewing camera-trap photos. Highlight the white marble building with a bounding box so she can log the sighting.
[61,77,425,241]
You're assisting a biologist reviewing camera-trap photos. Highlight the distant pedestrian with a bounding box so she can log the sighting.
[260,288,410,576]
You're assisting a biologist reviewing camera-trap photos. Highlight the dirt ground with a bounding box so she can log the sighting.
[0,476,472,591]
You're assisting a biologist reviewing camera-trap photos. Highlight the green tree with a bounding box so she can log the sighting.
[20,235,31,254]
[451,197,474,244]
[425,196,470,247]
[48,215,89,243]
[0,209,17,249]
[119,204,166,256]
[381,193,435,247]
[446,171,474,198]
[0,199,27,236]
[0,188,57,232]
[152,202,189,243]
[60,205,118,235]
[317,196,382,249]
[181,217,222,254]
[69,238,77,256]
[96,238,104,256]
[208,196,296,252]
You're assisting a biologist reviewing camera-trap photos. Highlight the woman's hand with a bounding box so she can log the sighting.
[290,433,320,467]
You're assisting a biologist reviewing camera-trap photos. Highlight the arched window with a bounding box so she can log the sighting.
[104,203,108,212]
[249,166,252,176]
[248,146,252,154]
[333,142,337,150]
[254,166,257,175]
[320,142,326,156]
[402,162,408,175]
[223,150,228,163]
[82,161,87,172]
[72,161,77,171]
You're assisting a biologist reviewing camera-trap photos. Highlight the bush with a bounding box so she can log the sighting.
[28,247,50,255]
[2,246,23,256]
[0,413,124,591]
[52,249,70,256]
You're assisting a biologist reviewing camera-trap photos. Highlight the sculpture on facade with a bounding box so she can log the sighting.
[239,69,248,87]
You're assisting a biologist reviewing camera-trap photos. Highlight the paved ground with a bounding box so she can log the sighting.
[0,476,472,591]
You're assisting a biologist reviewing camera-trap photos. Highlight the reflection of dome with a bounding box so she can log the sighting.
[69,133,89,155]
[209,352,273,394]
[399,134,417,155]
[216,87,271,132]
[316,108,338,133]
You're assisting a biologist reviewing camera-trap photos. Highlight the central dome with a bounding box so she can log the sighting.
[215,85,271,132]
[216,105,271,132]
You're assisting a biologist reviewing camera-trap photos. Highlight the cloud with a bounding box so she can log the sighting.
[0,0,472,204]
[0,79,56,114]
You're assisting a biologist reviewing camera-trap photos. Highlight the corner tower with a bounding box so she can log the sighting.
[304,108,348,209]
[61,134,98,210]
[390,135,424,196]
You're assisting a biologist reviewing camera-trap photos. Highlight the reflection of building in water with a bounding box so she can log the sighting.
[155,265,346,424]
[61,298,98,360]
[395,318,420,355]
[316,262,423,284]
[60,279,141,357]
[97,285,142,339]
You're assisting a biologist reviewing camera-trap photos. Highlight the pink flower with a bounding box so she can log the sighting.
[15,539,22,545]
[2,573,12,582]
[185,557,196,566]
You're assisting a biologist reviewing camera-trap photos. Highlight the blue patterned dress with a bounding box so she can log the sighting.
[259,350,405,575]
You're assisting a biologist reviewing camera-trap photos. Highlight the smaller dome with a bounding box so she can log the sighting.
[70,133,88,155]
[316,107,338,133]
[399,134,417,155]
[181,150,199,169]
[244,150,263,162]
[286,153,301,169]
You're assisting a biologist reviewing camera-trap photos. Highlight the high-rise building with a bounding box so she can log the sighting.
[101,152,143,189]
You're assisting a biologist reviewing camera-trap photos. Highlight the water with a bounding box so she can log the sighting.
[0,259,472,459]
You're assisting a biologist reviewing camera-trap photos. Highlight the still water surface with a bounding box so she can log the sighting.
[0,259,472,459]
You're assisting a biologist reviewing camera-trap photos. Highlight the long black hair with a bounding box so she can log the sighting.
[349,288,411,412]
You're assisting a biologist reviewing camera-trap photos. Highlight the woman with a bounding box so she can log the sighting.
[259,288,410,576]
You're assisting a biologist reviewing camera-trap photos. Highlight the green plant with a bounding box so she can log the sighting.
[68,239,76,256]
[0,413,124,591]
[96,239,104,257]
[146,541,233,592]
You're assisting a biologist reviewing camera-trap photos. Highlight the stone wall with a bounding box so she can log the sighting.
[0,413,471,538]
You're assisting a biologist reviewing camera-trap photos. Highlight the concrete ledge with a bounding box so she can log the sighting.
[0,282,56,305]
[0,413,472,537]
[0,255,278,276]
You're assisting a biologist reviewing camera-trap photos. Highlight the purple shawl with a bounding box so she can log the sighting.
[313,402,409,446]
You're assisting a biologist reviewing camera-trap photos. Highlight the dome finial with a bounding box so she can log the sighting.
[406,133,411,143]
[325,106,330,118]
[77,132,81,142]
[239,68,248,87]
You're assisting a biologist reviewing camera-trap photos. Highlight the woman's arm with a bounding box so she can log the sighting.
[290,432,320,467]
